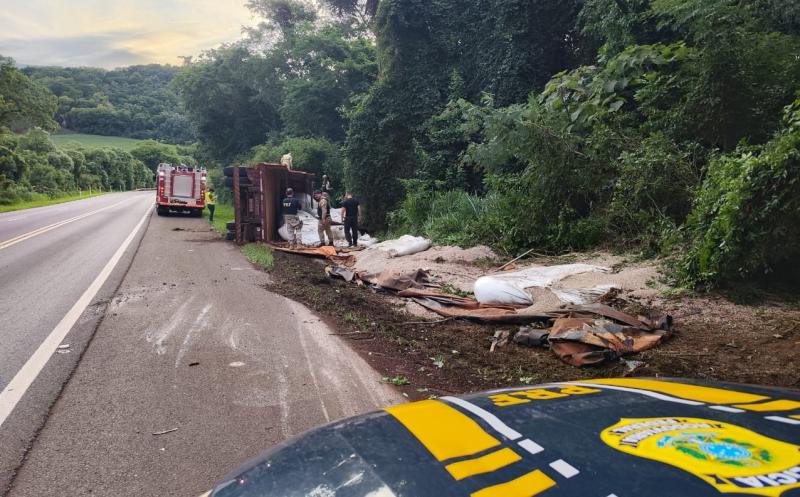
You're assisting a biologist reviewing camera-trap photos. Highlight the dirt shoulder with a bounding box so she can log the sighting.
[269,252,800,401]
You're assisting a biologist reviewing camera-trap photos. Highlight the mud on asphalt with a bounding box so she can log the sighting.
[266,252,800,401]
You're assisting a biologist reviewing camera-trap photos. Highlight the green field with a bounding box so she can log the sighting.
[51,133,145,151]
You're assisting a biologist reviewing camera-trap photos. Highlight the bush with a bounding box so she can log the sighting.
[677,100,800,287]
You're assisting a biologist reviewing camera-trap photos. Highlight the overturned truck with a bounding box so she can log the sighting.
[224,163,314,244]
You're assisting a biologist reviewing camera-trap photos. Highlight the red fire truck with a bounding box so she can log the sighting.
[155,163,207,216]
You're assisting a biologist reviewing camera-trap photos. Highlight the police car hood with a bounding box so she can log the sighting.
[208,378,800,497]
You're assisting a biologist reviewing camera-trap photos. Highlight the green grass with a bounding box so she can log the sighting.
[242,243,274,270]
[0,191,107,213]
[51,133,145,151]
[204,203,234,235]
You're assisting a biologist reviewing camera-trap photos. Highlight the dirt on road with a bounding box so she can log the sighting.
[269,251,800,401]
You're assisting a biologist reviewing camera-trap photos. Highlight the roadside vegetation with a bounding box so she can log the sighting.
[242,243,275,270]
[205,202,234,235]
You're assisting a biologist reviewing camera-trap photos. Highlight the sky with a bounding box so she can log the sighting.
[0,0,255,69]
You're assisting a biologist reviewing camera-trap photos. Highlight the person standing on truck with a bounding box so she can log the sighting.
[340,191,361,247]
[281,188,303,249]
[317,192,335,246]
[206,188,216,222]
[321,175,333,198]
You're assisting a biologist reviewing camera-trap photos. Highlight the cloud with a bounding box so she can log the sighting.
[0,34,147,69]
[0,0,254,68]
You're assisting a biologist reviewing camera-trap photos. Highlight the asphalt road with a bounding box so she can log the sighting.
[0,192,155,494]
[5,210,402,496]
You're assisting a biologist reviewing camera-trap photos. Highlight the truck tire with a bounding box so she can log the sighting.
[223,166,237,177]
[193,208,203,217]
[156,205,168,216]
[226,231,235,241]
[226,222,236,231]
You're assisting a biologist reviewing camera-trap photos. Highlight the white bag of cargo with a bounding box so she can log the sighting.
[367,235,431,258]
[474,264,611,305]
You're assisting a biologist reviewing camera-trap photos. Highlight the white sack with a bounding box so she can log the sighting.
[473,277,534,305]
[367,235,431,258]
[474,264,610,305]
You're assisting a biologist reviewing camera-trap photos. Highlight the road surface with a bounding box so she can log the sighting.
[0,192,154,494]
[3,206,402,496]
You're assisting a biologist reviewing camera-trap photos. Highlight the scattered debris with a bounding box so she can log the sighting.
[382,376,410,386]
[188,362,200,367]
[489,330,511,352]
[513,327,549,347]
[152,427,179,436]
[474,264,611,305]
[57,344,70,349]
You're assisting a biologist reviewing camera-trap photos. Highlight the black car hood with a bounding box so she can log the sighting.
[210,378,800,497]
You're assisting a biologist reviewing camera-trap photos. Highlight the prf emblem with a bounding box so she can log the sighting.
[601,417,800,497]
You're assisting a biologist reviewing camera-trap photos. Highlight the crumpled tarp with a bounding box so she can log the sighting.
[269,244,356,266]
[363,269,432,292]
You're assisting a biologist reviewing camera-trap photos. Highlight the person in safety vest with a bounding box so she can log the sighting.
[206,188,216,222]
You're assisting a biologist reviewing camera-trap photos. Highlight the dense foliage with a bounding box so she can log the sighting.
[24,65,195,143]
[168,0,799,288]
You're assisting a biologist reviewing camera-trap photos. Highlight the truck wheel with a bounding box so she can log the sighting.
[156,206,167,216]
[226,222,236,231]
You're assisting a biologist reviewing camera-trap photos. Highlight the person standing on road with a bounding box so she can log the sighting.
[340,191,361,247]
[205,188,216,222]
[281,188,303,249]
[317,191,335,246]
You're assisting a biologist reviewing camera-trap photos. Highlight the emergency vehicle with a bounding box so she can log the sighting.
[155,163,207,216]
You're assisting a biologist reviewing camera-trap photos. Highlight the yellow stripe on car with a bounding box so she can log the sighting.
[386,400,500,461]
[582,378,768,404]
[733,399,800,412]
[470,469,555,497]
[445,448,522,481]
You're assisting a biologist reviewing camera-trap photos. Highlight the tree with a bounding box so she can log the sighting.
[0,57,57,131]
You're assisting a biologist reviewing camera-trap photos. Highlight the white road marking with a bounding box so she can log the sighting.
[0,217,24,222]
[709,405,746,413]
[0,198,132,251]
[765,416,800,425]
[564,382,705,406]
[518,438,544,455]
[549,459,580,478]
[0,203,151,428]
[441,396,523,440]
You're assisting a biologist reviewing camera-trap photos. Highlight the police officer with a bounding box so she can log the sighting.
[317,191,335,246]
[281,188,303,249]
[340,191,361,247]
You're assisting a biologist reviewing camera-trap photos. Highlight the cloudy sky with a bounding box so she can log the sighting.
[0,0,254,68]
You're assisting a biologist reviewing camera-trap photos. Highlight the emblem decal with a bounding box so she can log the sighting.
[601,417,800,496]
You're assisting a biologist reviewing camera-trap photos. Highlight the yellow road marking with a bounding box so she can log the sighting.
[791,415,800,420]
[445,448,522,481]
[733,399,800,412]
[386,400,500,461]
[471,469,555,497]
[582,379,768,405]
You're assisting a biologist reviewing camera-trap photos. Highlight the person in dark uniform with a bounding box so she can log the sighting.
[281,188,303,249]
[340,191,361,247]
